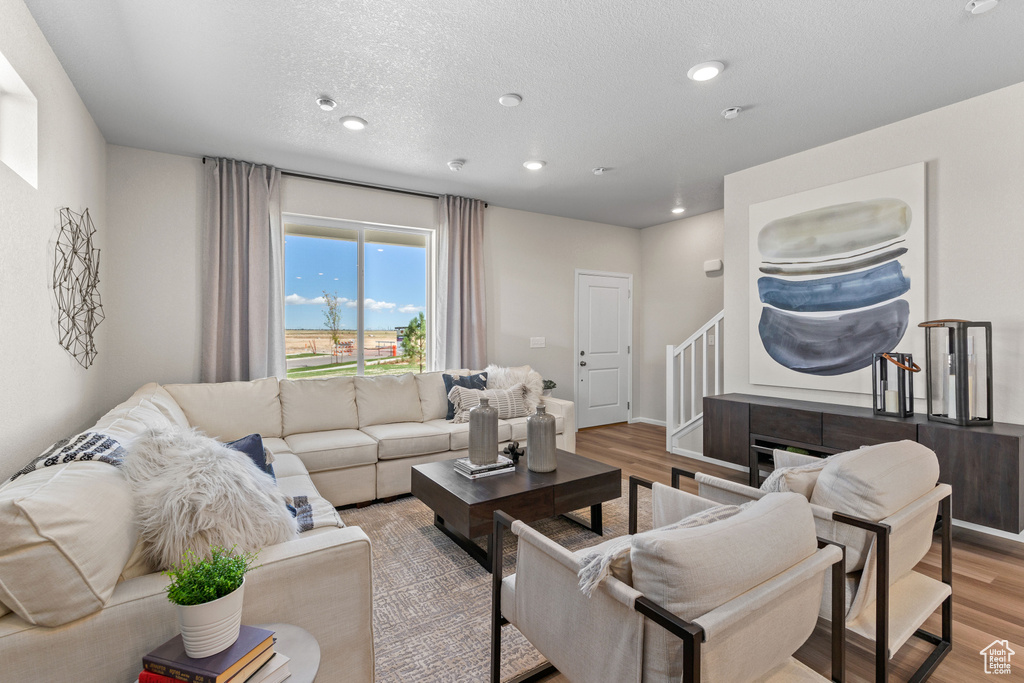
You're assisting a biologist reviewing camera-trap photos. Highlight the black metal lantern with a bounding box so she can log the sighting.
[872,352,919,418]
[919,319,993,426]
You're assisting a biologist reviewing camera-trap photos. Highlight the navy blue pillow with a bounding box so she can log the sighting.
[442,372,488,420]
[226,433,275,479]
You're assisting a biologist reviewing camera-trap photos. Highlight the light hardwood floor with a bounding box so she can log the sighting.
[534,422,1024,682]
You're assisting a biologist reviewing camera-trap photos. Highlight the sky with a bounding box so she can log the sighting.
[284,234,426,330]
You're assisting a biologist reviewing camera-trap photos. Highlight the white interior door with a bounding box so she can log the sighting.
[576,272,631,429]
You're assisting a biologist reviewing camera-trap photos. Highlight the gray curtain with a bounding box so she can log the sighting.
[201,158,285,382]
[435,195,487,370]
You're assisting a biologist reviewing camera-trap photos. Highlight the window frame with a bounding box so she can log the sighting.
[282,212,435,375]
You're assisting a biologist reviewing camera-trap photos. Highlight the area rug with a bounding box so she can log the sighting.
[338,479,648,682]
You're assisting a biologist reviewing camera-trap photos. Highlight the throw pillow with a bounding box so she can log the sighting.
[449,383,529,423]
[122,427,298,570]
[484,364,543,414]
[442,371,488,420]
[576,501,748,597]
[226,433,274,479]
[760,457,829,499]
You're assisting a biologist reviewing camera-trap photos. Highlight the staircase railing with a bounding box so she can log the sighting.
[666,310,724,452]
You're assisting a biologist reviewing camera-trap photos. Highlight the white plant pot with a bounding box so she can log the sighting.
[176,579,245,658]
[542,389,552,397]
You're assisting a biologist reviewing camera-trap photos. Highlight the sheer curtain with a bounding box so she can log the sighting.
[435,195,487,370]
[200,158,285,382]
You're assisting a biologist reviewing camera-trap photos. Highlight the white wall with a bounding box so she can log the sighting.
[724,81,1024,423]
[102,163,646,417]
[636,210,724,424]
[0,0,108,477]
[484,207,642,406]
[101,146,204,408]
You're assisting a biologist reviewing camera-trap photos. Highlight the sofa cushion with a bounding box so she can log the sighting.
[93,383,190,433]
[267,451,310,479]
[810,440,939,571]
[164,377,282,439]
[415,372,449,422]
[424,419,512,451]
[503,415,565,442]
[631,493,817,682]
[284,430,378,473]
[280,376,358,435]
[262,436,292,458]
[355,374,423,427]
[0,463,138,626]
[360,422,450,459]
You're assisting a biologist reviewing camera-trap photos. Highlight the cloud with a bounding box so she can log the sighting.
[285,293,325,305]
[363,298,397,311]
[398,305,423,314]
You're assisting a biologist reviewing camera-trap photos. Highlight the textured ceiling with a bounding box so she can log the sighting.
[23,0,1024,228]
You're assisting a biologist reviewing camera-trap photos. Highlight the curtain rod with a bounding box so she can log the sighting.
[202,156,450,201]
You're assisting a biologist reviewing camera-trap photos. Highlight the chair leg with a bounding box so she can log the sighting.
[491,512,510,683]
[875,525,890,682]
[905,494,954,683]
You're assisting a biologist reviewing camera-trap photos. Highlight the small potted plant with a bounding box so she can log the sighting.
[164,546,257,658]
[542,379,556,397]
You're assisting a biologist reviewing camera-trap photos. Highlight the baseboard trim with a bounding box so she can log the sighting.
[952,519,1024,548]
[629,417,667,427]
[669,448,748,473]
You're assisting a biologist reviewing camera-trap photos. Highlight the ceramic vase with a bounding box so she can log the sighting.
[177,578,245,658]
[469,397,499,465]
[527,405,557,472]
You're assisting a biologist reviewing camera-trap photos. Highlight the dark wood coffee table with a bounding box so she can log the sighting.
[411,449,621,572]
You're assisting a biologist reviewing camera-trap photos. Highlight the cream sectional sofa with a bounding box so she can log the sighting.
[161,371,576,507]
[0,382,374,682]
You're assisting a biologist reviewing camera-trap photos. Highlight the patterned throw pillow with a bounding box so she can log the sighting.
[448,383,529,423]
[6,432,126,483]
[577,501,751,597]
[442,372,488,420]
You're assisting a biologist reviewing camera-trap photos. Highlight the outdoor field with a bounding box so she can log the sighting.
[285,329,423,378]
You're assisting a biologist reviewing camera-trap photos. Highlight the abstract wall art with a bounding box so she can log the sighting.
[748,162,926,393]
[53,207,105,369]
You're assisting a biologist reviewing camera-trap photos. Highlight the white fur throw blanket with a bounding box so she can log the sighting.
[484,364,544,414]
[122,427,298,570]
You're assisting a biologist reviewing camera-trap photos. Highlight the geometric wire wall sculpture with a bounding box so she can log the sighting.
[53,207,105,368]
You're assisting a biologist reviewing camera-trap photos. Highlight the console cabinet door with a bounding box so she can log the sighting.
[703,397,749,467]
[918,424,1024,533]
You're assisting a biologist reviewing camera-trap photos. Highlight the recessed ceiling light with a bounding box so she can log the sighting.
[721,107,742,120]
[966,0,998,13]
[316,97,337,111]
[672,207,686,214]
[340,116,367,131]
[687,61,724,82]
[592,167,610,175]
[498,93,522,107]
[448,159,465,171]
[523,160,546,170]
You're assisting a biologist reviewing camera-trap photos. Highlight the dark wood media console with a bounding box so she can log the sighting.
[703,393,1024,533]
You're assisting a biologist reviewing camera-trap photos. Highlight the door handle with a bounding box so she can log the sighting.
[580,361,587,367]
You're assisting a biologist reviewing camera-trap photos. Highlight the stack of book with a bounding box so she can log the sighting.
[454,455,515,479]
[137,625,291,683]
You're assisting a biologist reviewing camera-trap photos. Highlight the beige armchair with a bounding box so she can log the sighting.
[491,484,846,683]
[676,439,952,682]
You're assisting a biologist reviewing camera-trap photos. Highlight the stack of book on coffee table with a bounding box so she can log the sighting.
[454,455,515,479]
[137,625,291,683]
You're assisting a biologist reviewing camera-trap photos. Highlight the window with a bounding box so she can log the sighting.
[0,49,38,188]
[283,215,431,379]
